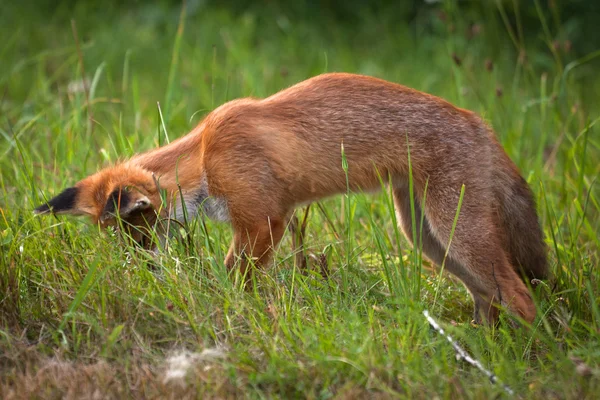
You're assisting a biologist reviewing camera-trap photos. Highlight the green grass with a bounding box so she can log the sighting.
[1,1,599,398]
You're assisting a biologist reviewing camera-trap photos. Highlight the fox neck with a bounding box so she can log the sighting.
[166,173,230,223]
[129,123,204,176]
[126,125,230,223]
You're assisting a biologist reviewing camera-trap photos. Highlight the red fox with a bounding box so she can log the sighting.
[35,73,547,324]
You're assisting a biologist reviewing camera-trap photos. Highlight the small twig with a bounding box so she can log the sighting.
[289,206,310,272]
[423,310,514,396]
[297,204,311,271]
[300,203,311,235]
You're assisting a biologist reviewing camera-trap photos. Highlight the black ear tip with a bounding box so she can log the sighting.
[35,186,79,214]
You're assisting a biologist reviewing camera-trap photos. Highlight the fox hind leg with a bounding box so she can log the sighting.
[424,185,536,324]
[393,185,536,324]
[393,187,496,323]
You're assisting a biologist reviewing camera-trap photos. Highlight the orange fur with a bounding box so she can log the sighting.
[35,73,547,324]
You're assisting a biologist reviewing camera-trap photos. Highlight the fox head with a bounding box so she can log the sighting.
[34,164,165,246]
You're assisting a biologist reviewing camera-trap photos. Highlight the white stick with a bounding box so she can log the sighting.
[423,310,514,396]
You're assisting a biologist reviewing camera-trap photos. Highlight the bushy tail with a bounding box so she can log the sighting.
[495,158,548,282]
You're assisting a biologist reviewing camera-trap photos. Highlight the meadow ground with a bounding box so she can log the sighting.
[1,1,599,398]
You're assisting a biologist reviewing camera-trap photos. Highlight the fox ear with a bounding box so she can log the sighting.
[100,188,152,222]
[34,187,87,215]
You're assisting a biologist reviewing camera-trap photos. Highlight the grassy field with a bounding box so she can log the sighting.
[1,1,599,398]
